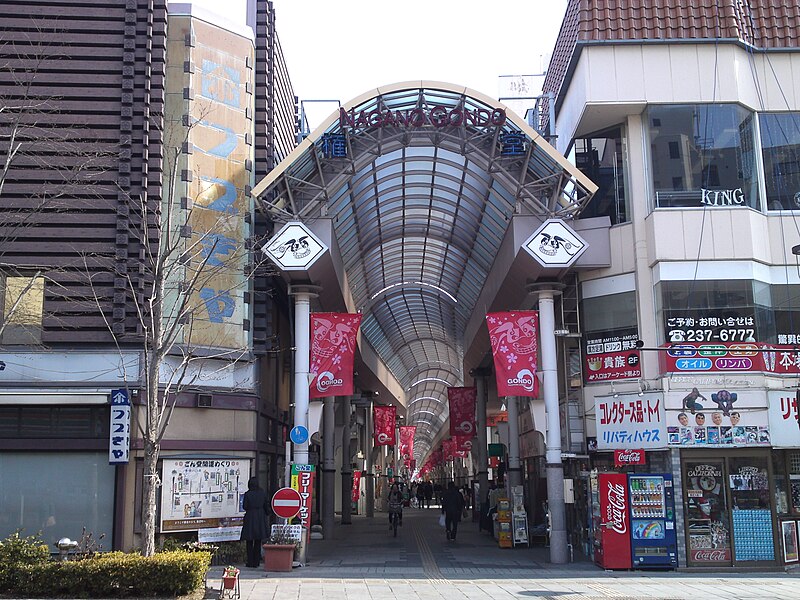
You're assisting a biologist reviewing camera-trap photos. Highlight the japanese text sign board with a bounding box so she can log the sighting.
[595,393,666,450]
[109,388,130,464]
[767,391,800,447]
[290,464,315,542]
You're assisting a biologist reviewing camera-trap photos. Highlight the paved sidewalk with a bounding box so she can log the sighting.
[205,507,800,599]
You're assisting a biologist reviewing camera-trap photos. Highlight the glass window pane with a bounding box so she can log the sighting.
[0,452,116,545]
[581,291,637,333]
[575,127,629,224]
[649,105,759,209]
[759,112,800,210]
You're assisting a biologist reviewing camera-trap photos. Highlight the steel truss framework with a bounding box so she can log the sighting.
[253,82,595,462]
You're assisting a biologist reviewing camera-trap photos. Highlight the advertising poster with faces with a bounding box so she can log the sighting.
[665,389,770,447]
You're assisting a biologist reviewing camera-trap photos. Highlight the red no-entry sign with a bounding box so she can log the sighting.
[271,487,302,519]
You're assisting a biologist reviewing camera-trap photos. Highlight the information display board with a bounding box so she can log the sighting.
[160,458,248,532]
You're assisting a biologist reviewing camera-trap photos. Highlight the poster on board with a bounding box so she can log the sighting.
[160,458,248,532]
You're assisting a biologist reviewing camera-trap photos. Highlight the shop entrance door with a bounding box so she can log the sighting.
[682,453,777,567]
[684,460,732,565]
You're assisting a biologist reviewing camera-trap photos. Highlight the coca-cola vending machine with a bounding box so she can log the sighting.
[591,472,631,569]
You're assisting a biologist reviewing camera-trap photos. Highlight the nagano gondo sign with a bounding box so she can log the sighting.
[339,105,507,129]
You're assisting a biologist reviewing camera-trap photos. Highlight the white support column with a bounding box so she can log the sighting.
[322,396,335,538]
[288,284,320,466]
[529,283,568,564]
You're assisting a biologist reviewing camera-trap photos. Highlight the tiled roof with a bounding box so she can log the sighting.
[543,0,800,105]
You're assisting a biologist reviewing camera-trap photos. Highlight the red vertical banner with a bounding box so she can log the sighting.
[454,434,473,454]
[596,473,632,569]
[373,405,396,446]
[442,438,455,461]
[351,470,362,503]
[448,387,477,437]
[399,425,416,462]
[486,311,540,397]
[309,313,362,399]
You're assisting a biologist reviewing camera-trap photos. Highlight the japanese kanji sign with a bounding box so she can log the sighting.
[595,392,666,450]
[663,343,800,374]
[109,388,130,464]
[290,464,315,543]
[584,330,641,382]
[767,390,800,447]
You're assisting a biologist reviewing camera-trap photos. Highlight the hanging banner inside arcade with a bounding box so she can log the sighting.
[160,458,248,532]
[447,386,477,437]
[665,389,770,447]
[399,425,416,462]
[309,313,362,399]
[373,405,396,446]
[486,311,540,398]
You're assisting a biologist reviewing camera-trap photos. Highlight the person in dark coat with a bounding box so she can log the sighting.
[240,476,269,567]
[441,481,466,541]
[423,481,433,508]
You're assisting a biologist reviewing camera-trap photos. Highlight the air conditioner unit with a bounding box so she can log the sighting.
[197,393,213,408]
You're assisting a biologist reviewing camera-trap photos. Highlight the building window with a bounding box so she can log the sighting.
[655,280,773,344]
[0,452,115,545]
[574,127,629,224]
[580,291,640,381]
[0,275,44,344]
[759,112,800,210]
[648,104,759,209]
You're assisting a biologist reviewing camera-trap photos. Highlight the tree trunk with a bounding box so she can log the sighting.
[141,440,159,556]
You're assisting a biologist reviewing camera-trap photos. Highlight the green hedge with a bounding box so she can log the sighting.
[0,549,210,598]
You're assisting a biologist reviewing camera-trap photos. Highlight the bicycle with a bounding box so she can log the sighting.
[388,501,403,537]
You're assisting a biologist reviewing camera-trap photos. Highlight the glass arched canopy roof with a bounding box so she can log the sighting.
[253,82,596,461]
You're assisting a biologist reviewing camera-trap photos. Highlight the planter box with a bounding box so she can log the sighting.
[262,544,295,572]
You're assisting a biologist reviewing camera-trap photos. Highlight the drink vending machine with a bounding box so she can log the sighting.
[629,474,677,568]
[591,472,677,569]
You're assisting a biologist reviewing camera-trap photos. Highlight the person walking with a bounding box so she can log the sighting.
[416,482,425,509]
[240,476,270,568]
[423,481,433,508]
[442,481,466,541]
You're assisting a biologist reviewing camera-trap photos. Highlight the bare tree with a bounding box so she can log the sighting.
[85,108,277,556]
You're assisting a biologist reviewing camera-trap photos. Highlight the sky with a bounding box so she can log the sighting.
[188,0,570,127]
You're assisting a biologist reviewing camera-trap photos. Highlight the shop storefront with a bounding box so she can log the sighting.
[768,390,800,565]
[681,450,777,566]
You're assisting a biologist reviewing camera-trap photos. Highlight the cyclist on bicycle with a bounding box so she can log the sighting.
[387,482,403,530]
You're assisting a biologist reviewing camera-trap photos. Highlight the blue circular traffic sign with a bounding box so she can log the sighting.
[290,425,309,445]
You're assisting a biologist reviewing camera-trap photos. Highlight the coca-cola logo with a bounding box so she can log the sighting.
[614,449,646,466]
[692,549,729,562]
[605,482,627,534]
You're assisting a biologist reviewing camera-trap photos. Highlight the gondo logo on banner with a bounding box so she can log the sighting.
[309,313,361,399]
[486,311,540,398]
[373,405,396,446]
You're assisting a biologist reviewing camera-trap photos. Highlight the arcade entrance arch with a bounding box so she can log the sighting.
[253,82,601,563]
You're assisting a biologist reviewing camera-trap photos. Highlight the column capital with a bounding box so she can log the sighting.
[526,280,564,298]
[288,283,322,297]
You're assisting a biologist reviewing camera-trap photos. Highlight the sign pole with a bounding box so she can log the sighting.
[529,283,568,564]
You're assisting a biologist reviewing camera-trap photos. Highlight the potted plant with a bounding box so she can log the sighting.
[262,523,297,572]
